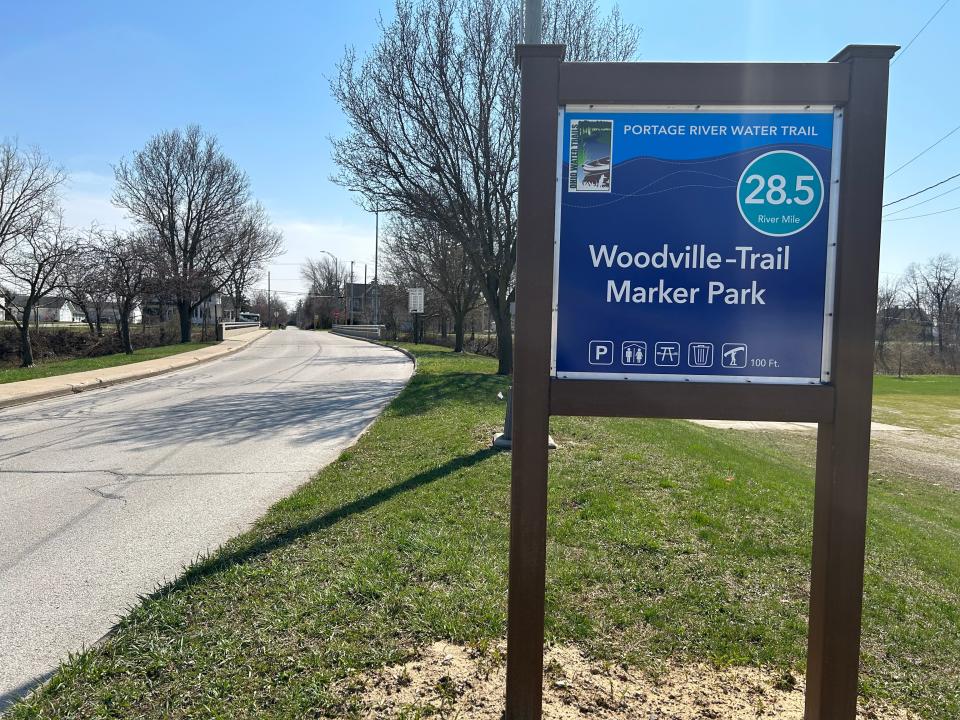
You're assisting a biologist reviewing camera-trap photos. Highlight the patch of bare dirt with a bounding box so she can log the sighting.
[350,641,916,719]
[691,419,960,491]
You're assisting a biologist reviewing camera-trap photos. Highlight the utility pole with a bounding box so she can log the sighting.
[363,264,367,321]
[524,0,541,43]
[349,260,354,325]
[267,271,271,328]
[374,203,380,325]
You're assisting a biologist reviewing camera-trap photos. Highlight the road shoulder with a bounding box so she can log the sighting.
[0,329,272,410]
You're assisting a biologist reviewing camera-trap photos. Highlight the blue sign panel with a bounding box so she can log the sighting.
[553,108,840,384]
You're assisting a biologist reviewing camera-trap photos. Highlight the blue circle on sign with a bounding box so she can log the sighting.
[736,150,824,237]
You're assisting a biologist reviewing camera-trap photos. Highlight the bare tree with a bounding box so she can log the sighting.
[222,203,283,317]
[384,216,481,351]
[874,275,901,368]
[61,225,112,336]
[113,125,251,343]
[904,255,959,354]
[901,263,931,345]
[330,0,640,374]
[0,141,65,258]
[920,254,958,353]
[0,213,76,366]
[104,231,153,354]
[251,289,288,326]
[301,255,347,327]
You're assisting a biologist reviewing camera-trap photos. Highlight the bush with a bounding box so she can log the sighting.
[0,322,212,367]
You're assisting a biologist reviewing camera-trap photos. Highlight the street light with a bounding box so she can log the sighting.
[373,202,380,325]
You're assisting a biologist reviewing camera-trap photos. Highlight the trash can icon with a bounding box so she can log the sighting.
[688,342,714,367]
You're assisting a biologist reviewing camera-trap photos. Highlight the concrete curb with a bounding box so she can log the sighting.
[328,330,418,372]
[0,330,271,410]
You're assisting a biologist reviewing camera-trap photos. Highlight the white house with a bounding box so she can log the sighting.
[7,296,85,324]
[91,303,143,325]
[190,294,221,324]
[141,293,223,325]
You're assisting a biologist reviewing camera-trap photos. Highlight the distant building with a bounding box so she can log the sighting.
[343,282,375,323]
[6,296,85,324]
[90,303,143,325]
[141,294,222,325]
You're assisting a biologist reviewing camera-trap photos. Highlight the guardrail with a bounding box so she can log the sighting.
[331,324,386,340]
[218,321,261,340]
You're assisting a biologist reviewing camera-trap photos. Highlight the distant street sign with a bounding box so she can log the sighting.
[408,287,425,314]
[553,108,840,384]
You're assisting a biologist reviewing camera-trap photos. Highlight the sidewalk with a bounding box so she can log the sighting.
[0,328,271,409]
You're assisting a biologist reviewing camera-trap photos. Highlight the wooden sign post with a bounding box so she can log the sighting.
[507,44,897,720]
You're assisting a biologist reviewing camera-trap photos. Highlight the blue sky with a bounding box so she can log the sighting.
[2,1,957,300]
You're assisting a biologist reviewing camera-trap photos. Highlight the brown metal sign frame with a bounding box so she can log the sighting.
[507,44,897,720]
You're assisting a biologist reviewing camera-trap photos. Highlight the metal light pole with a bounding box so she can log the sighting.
[524,0,541,44]
[267,271,271,328]
[373,202,380,325]
[349,260,354,325]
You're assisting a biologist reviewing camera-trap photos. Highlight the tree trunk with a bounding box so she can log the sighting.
[480,275,513,375]
[494,303,512,375]
[453,310,465,353]
[177,299,192,343]
[119,313,133,354]
[19,306,35,367]
[82,308,95,335]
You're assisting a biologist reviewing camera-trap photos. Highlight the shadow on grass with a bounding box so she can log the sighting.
[391,372,507,417]
[155,446,501,599]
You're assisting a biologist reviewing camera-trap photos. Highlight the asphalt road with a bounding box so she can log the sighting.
[0,329,412,708]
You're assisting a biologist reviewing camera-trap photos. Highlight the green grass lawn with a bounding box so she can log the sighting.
[8,347,959,719]
[873,374,960,435]
[0,343,216,384]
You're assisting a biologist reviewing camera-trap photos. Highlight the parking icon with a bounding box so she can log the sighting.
[588,340,614,365]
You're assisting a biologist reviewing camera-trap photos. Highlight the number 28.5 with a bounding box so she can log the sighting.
[743,174,815,205]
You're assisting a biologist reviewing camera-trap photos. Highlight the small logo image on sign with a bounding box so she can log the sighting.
[621,341,647,366]
[688,342,714,368]
[589,340,614,365]
[569,119,613,192]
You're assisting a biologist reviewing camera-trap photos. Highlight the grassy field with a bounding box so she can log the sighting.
[8,347,959,719]
[0,343,215,384]
[873,374,960,435]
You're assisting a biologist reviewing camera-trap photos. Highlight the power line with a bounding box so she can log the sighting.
[877,313,960,328]
[891,0,953,66]
[882,203,960,222]
[883,181,960,216]
[885,123,960,179]
[883,170,960,207]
